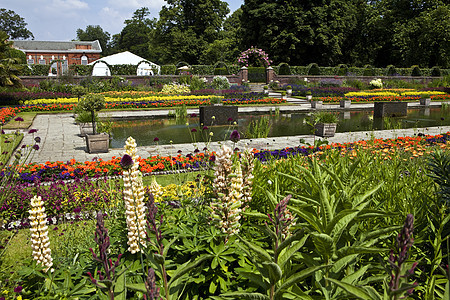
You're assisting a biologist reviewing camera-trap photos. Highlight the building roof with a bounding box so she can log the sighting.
[88,51,158,66]
[11,40,102,53]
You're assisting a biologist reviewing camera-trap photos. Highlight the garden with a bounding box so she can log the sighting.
[0,52,450,299]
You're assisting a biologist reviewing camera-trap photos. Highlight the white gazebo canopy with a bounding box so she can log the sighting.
[89,51,160,76]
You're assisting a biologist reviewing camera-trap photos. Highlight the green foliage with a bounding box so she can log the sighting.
[76,25,111,55]
[385,65,398,76]
[77,94,106,135]
[336,64,348,76]
[431,66,442,77]
[307,63,320,75]
[212,75,230,89]
[313,111,338,124]
[245,116,271,139]
[248,67,266,83]
[363,65,375,76]
[277,63,291,75]
[161,65,177,75]
[109,64,137,76]
[428,150,450,204]
[0,9,34,39]
[411,65,422,76]
[71,64,94,76]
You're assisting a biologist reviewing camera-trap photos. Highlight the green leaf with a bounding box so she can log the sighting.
[210,280,217,294]
[325,209,358,239]
[242,211,271,221]
[113,270,126,300]
[263,261,282,284]
[326,277,377,300]
[337,246,387,257]
[359,226,401,243]
[168,254,213,287]
[275,264,328,297]
[220,292,270,300]
[342,265,370,284]
[237,235,272,262]
[163,237,178,257]
[311,232,335,259]
[237,271,270,290]
[443,280,449,300]
[289,206,323,232]
[278,234,309,270]
[126,283,146,293]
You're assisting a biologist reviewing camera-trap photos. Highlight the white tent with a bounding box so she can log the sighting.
[89,51,160,76]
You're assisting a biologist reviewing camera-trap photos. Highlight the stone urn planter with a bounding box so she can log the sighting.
[311,100,323,109]
[340,100,351,108]
[286,86,292,95]
[315,123,337,137]
[86,133,109,153]
[419,97,431,106]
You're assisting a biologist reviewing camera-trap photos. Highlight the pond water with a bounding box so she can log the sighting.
[109,107,450,148]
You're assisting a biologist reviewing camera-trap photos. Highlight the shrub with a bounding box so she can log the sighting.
[214,67,229,75]
[161,65,177,75]
[385,65,398,76]
[363,64,375,76]
[431,66,441,77]
[212,76,230,89]
[307,63,320,75]
[336,64,348,76]
[411,65,422,76]
[277,63,291,75]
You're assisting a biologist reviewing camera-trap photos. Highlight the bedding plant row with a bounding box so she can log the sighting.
[0,133,449,299]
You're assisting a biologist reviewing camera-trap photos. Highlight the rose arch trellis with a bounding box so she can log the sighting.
[238,46,272,68]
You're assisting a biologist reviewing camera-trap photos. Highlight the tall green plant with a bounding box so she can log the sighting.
[245,117,271,139]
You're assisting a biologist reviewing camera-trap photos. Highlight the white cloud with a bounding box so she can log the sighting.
[107,0,165,16]
[99,7,127,34]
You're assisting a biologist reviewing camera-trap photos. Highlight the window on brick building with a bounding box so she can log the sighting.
[81,55,88,65]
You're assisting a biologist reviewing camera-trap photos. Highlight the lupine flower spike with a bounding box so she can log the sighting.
[387,214,418,299]
[210,144,243,242]
[28,195,53,272]
[122,137,147,254]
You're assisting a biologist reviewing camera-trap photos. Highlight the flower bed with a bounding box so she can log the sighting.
[290,86,359,97]
[318,93,450,103]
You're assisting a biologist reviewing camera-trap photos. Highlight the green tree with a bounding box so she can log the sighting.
[116,7,155,59]
[239,0,358,66]
[151,0,230,64]
[394,5,450,68]
[0,31,23,87]
[0,9,34,40]
[76,25,111,55]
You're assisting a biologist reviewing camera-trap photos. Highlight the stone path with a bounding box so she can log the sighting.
[13,99,448,164]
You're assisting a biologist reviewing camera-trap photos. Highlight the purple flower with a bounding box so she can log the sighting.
[194,149,200,153]
[1,130,4,134]
[14,286,23,293]
[177,150,182,153]
[227,117,233,122]
[21,145,26,149]
[120,154,134,170]
[34,137,41,143]
[202,126,208,130]
[191,128,197,133]
[32,144,39,151]
[28,129,38,134]
[230,130,240,143]
[153,137,159,142]
[14,117,24,122]
[4,140,10,144]
[190,113,197,118]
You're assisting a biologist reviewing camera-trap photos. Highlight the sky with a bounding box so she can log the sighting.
[2,0,244,41]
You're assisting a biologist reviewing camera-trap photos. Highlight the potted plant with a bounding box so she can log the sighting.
[306,90,313,101]
[419,94,431,106]
[281,91,287,100]
[313,111,338,137]
[263,85,269,94]
[75,110,98,137]
[77,93,109,153]
[210,96,223,106]
[310,96,323,109]
[286,85,292,95]
[340,97,351,108]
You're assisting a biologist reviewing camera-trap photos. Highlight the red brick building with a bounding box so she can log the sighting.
[11,40,102,75]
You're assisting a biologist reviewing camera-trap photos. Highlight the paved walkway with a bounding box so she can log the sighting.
[14,97,449,164]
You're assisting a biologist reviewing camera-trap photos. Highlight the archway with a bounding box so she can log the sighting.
[92,61,111,76]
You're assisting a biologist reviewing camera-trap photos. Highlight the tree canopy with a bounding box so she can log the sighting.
[0,9,34,40]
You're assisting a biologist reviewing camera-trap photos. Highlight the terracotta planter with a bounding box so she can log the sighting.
[315,123,337,137]
[86,133,109,153]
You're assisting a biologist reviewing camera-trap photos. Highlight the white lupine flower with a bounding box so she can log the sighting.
[123,137,147,254]
[210,145,243,239]
[28,196,53,272]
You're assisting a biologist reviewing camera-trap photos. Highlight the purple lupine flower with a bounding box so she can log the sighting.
[144,268,160,300]
[230,130,240,143]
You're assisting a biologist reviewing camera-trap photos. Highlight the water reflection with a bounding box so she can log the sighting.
[109,107,450,147]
